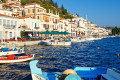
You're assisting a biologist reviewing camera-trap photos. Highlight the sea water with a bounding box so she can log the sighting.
[0,37,120,80]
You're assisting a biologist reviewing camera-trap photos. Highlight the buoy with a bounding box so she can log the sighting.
[40,56,43,58]
[96,47,100,49]
[117,54,119,57]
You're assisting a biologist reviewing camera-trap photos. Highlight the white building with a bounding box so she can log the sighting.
[17,17,44,37]
[0,14,19,40]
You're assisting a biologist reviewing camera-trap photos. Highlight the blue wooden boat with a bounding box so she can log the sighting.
[29,60,120,80]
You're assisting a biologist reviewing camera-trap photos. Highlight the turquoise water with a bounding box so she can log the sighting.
[0,37,120,79]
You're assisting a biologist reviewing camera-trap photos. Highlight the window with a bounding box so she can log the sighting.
[35,23,37,28]
[32,22,34,27]
[3,19,6,26]
[7,20,10,27]
[0,19,2,25]
[37,16,39,19]
[5,31,7,39]
[33,9,34,13]
[15,21,17,26]
[28,9,30,13]
[10,32,12,39]
[38,23,39,27]
[11,20,13,26]
[38,9,39,12]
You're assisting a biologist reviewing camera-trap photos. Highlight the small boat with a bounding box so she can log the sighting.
[0,42,24,56]
[0,54,35,64]
[42,40,71,46]
[86,37,96,41]
[29,60,120,80]
[0,47,24,56]
[71,38,86,43]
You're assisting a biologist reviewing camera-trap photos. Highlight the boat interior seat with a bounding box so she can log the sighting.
[1,48,9,52]
[102,74,116,80]
[101,69,120,80]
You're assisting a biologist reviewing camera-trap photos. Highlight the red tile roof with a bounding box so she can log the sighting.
[0,14,29,19]
[0,13,16,18]
[70,21,75,22]
[60,17,66,20]
[24,3,40,6]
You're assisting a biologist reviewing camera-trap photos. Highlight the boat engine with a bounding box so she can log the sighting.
[58,69,81,80]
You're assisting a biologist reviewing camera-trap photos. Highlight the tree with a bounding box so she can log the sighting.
[112,26,120,35]
[1,0,6,3]
[62,9,67,15]
[76,13,79,17]
[49,0,53,5]
[54,2,58,8]
[61,4,64,10]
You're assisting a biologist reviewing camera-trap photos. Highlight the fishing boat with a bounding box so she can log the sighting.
[29,60,120,80]
[0,54,35,64]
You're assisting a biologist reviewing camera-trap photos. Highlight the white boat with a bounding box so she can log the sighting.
[71,37,86,43]
[0,47,24,56]
[0,42,24,56]
[0,54,35,64]
[43,40,71,46]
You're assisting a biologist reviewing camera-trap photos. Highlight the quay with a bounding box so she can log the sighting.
[9,40,42,47]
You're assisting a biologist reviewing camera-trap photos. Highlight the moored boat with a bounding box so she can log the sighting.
[71,38,86,43]
[0,54,35,64]
[29,60,120,80]
[42,39,71,46]
[0,47,24,56]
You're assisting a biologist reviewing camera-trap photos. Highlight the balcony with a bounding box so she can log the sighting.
[4,25,16,29]
[35,27,39,29]
[53,22,58,24]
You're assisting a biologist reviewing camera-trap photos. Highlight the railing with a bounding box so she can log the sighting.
[4,25,16,29]
[35,27,39,29]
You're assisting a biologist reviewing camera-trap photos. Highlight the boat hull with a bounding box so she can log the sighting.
[0,54,34,64]
[43,40,71,46]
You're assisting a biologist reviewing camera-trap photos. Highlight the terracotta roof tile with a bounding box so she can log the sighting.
[60,17,66,20]
[24,3,40,6]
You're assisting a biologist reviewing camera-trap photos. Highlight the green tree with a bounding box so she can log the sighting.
[21,31,25,38]
[61,4,64,10]
[54,2,58,8]
[112,26,120,35]
[49,0,53,5]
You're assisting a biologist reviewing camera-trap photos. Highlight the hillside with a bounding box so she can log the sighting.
[2,0,73,19]
[21,0,73,19]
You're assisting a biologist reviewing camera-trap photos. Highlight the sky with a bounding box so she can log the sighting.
[53,0,120,27]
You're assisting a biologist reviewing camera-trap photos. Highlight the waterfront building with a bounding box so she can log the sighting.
[0,14,19,41]
[0,0,21,17]
[23,3,59,32]
[0,0,110,42]
[17,17,44,37]
[70,21,77,38]
[72,17,88,37]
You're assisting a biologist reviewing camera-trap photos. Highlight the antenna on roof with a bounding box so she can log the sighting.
[86,14,88,21]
